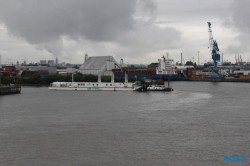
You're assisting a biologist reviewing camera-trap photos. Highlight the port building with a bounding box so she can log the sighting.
[78,56,119,75]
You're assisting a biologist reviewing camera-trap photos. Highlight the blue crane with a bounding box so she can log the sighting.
[207,22,220,68]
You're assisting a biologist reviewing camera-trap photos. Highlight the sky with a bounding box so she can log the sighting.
[0,0,249,65]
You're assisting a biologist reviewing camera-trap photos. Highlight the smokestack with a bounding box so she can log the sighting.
[84,54,88,62]
[181,52,183,66]
[55,57,59,66]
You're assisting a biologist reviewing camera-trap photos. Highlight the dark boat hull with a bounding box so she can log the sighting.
[0,86,21,95]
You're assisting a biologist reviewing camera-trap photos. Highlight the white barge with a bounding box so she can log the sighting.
[49,81,141,91]
[49,73,141,91]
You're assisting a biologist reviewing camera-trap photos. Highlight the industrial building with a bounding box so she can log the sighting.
[78,56,119,75]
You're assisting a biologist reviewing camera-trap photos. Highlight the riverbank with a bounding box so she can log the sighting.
[176,78,250,83]
[16,78,250,88]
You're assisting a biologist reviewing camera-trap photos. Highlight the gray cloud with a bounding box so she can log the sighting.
[117,25,181,54]
[230,0,250,33]
[0,0,182,61]
[156,0,232,22]
[0,0,137,43]
[225,0,250,55]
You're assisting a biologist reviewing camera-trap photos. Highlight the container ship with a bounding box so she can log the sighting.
[112,55,178,80]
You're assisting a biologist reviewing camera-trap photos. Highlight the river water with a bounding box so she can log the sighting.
[0,81,249,166]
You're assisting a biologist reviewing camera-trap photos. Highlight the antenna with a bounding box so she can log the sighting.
[0,55,2,68]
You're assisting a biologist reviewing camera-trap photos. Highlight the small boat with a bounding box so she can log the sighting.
[135,78,173,92]
[147,84,173,91]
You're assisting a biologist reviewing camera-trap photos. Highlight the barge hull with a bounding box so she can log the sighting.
[0,86,21,95]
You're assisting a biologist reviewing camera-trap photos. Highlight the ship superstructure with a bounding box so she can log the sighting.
[156,54,176,76]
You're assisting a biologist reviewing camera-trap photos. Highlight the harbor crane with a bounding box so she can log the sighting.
[207,22,220,69]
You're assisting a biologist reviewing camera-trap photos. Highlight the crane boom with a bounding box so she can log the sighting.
[207,22,220,68]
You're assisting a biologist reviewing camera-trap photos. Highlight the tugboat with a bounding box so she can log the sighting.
[136,78,173,92]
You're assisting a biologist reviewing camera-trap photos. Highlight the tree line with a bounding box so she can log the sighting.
[0,72,135,86]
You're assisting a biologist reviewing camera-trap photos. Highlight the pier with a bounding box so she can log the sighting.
[0,85,21,95]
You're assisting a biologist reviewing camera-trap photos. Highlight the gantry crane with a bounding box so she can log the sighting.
[207,22,220,68]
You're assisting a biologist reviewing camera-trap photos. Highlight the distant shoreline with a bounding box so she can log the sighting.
[19,78,250,87]
[175,78,250,83]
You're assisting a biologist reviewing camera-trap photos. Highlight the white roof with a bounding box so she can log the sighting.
[79,56,117,70]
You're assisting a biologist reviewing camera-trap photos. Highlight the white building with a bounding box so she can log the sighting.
[78,56,119,75]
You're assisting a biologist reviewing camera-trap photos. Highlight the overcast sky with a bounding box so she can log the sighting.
[0,0,249,65]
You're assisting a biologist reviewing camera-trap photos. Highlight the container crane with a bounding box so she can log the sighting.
[207,22,220,69]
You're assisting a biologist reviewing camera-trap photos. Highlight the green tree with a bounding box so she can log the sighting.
[185,61,194,66]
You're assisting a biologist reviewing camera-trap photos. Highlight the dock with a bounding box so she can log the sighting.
[0,85,21,95]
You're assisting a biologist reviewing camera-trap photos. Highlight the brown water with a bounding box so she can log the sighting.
[0,82,249,166]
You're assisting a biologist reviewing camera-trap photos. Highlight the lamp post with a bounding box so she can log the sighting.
[0,55,2,86]
[197,51,200,65]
